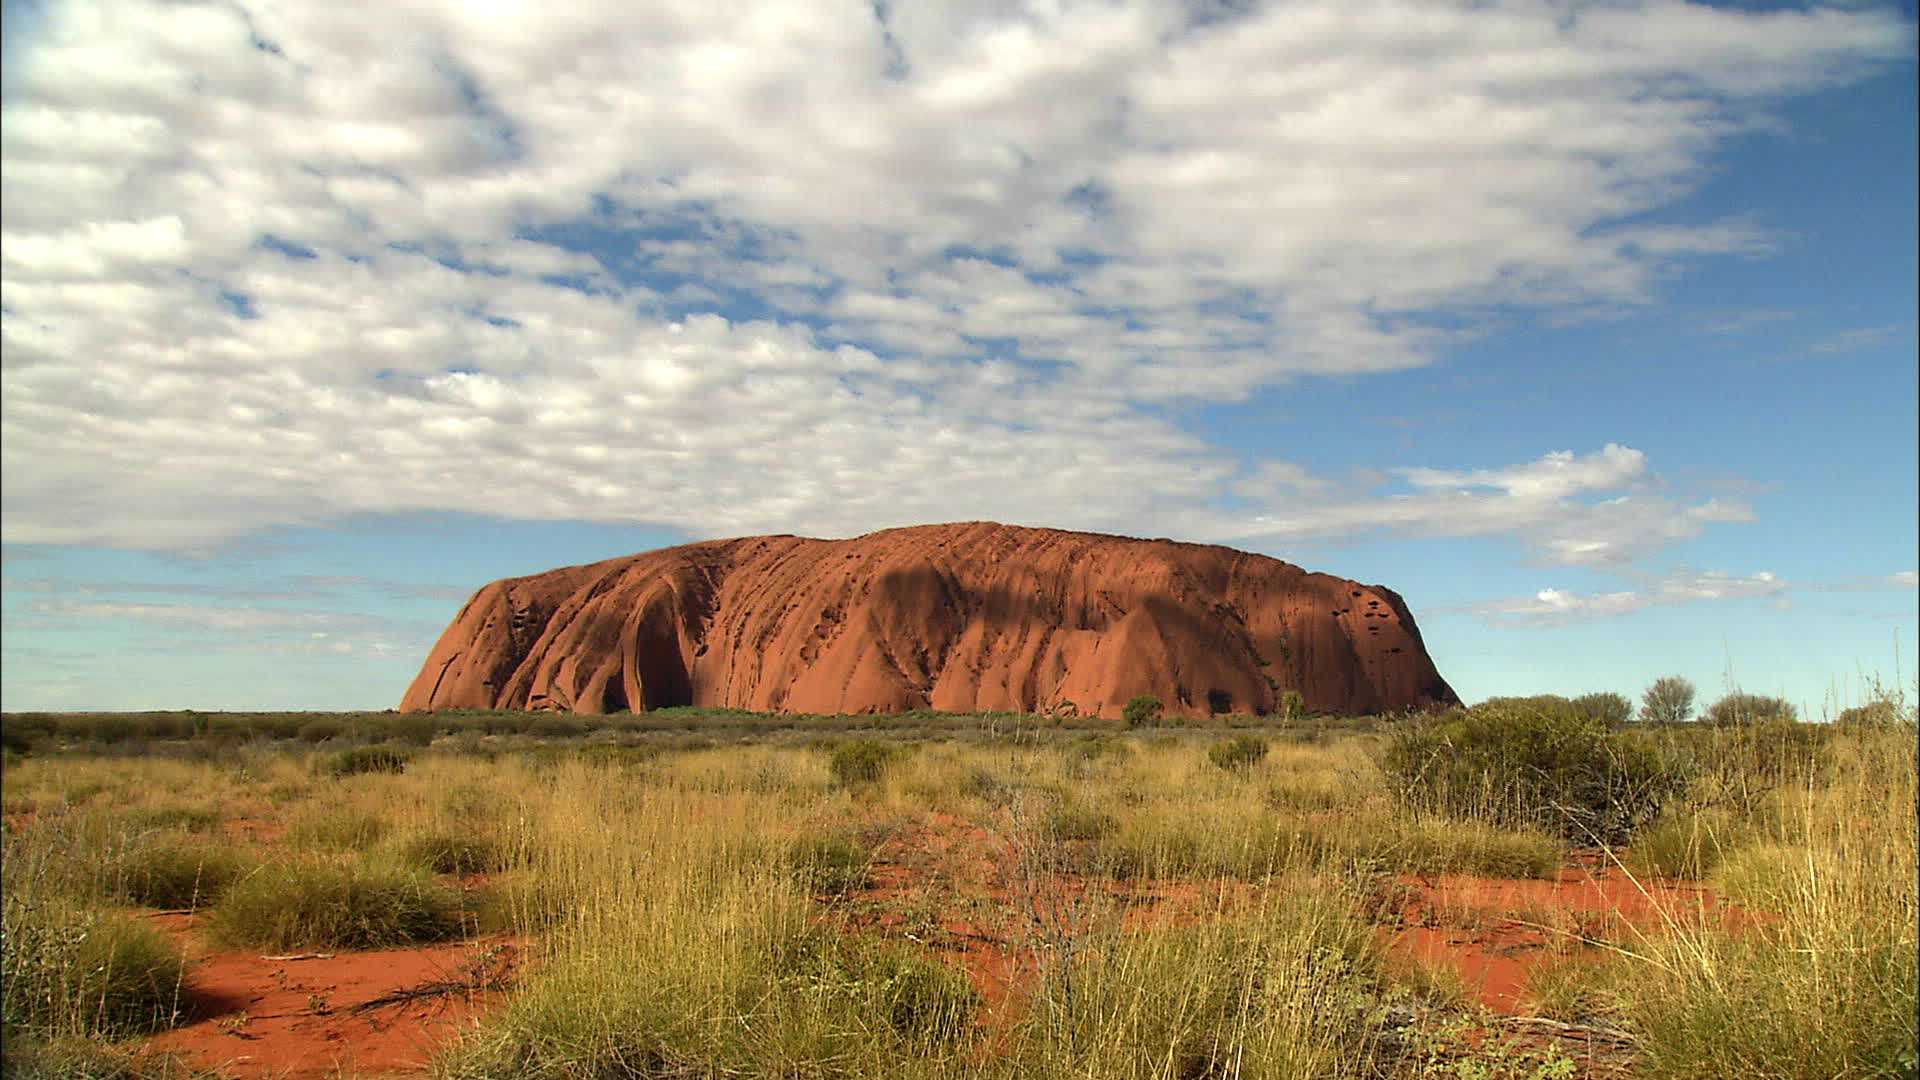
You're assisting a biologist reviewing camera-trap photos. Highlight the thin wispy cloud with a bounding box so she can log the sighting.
[1458,570,1787,624]
[1214,444,1750,567]
[1456,568,1918,626]
[2,0,1909,552]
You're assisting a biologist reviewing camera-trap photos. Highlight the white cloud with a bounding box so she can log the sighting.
[0,0,1909,550]
[1210,445,1746,566]
[1463,569,1789,624]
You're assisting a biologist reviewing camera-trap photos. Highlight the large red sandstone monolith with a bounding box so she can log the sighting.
[400,522,1457,718]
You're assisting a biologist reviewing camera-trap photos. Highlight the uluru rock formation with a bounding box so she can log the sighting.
[401,522,1457,719]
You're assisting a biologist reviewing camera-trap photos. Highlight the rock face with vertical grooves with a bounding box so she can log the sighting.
[400,522,1458,718]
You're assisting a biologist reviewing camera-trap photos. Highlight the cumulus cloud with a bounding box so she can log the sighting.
[1,0,1909,551]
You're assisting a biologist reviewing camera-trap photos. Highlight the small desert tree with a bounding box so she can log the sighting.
[1122,694,1163,728]
[1571,692,1632,726]
[1640,676,1696,724]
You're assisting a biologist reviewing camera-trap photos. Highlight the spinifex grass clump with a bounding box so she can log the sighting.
[207,858,466,950]
[1207,733,1269,772]
[397,830,508,876]
[1009,878,1384,1078]
[1,905,188,1037]
[439,773,984,1079]
[1381,698,1691,844]
[107,832,253,910]
[786,831,872,896]
[828,740,896,787]
[2,830,190,1052]
[286,807,389,851]
[323,744,409,777]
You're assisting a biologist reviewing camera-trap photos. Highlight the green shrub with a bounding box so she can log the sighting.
[827,741,893,787]
[1381,699,1693,845]
[1704,692,1799,727]
[1835,696,1910,729]
[207,859,466,950]
[1625,811,1745,880]
[1572,691,1633,726]
[296,718,346,743]
[1064,733,1130,765]
[526,714,591,739]
[377,712,439,746]
[118,804,221,834]
[398,831,506,876]
[820,937,980,1042]
[1361,818,1562,879]
[1277,689,1306,721]
[1207,734,1269,772]
[1122,694,1164,728]
[1044,801,1117,842]
[323,744,409,777]
[787,833,871,896]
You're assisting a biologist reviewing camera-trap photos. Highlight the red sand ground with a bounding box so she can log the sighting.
[1383,864,1729,1013]
[141,913,518,1079]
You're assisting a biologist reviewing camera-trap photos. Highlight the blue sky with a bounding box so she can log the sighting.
[2,0,1914,716]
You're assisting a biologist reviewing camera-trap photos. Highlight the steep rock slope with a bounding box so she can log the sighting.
[401,522,1457,718]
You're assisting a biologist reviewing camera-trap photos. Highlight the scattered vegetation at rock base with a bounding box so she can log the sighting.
[0,686,1912,1080]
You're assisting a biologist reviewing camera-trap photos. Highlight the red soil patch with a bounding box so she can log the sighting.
[141,914,518,1079]
[1380,861,1730,1013]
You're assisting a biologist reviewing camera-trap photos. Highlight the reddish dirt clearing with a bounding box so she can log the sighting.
[141,913,518,1079]
[1381,864,1729,1013]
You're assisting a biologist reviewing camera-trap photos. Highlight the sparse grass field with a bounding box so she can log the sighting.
[1,700,1912,1079]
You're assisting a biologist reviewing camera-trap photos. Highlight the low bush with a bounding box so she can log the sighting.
[1044,800,1117,842]
[797,935,981,1043]
[207,859,467,950]
[398,831,507,876]
[787,833,871,896]
[296,718,346,743]
[1362,817,1561,879]
[1381,699,1693,845]
[827,741,894,787]
[1834,696,1910,729]
[1571,691,1633,726]
[1207,734,1269,772]
[1122,694,1164,728]
[118,804,221,834]
[525,714,592,739]
[323,745,409,777]
[1704,692,1799,727]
